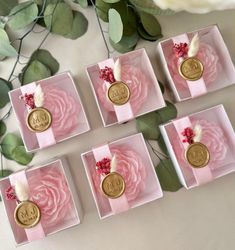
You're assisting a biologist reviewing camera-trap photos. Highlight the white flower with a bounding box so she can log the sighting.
[188,33,200,58]
[34,85,44,107]
[193,124,202,142]
[113,59,122,81]
[15,181,29,202]
[153,0,235,13]
[110,154,117,172]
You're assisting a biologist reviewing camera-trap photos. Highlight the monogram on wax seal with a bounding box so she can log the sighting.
[101,172,125,199]
[185,142,210,168]
[27,107,52,133]
[107,81,130,106]
[179,57,204,81]
[14,201,41,228]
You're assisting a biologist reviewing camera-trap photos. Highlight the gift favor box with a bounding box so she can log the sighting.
[86,48,166,127]
[160,105,235,189]
[9,72,90,152]
[0,157,83,246]
[158,25,235,102]
[81,133,163,219]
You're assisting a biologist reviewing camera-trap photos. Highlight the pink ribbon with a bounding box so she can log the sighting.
[92,144,129,214]
[172,34,207,97]
[20,83,56,148]
[9,171,45,242]
[173,117,213,185]
[98,59,134,123]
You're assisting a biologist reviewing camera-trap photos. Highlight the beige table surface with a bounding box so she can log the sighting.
[0,7,235,250]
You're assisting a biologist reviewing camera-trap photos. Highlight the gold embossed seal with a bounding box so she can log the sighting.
[27,107,52,132]
[179,57,204,81]
[107,81,130,106]
[185,142,210,168]
[14,201,41,228]
[101,172,125,199]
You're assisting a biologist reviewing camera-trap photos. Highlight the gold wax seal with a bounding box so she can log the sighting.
[14,201,41,228]
[185,142,210,168]
[179,57,204,81]
[27,107,52,132]
[101,172,125,199]
[107,81,130,106]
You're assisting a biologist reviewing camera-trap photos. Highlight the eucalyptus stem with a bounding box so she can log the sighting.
[1,153,3,177]
[90,0,112,58]
[0,107,12,122]
[146,140,168,161]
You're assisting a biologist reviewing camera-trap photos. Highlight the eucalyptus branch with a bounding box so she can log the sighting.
[1,153,3,177]
[0,107,12,122]
[146,140,168,161]
[90,0,112,58]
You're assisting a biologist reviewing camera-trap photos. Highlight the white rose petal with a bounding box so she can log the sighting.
[153,0,235,13]
[15,181,29,202]
[113,59,122,81]
[188,33,200,58]
[194,124,202,142]
[34,85,44,107]
[110,154,117,172]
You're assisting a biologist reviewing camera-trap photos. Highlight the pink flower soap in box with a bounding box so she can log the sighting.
[158,25,235,102]
[0,157,83,246]
[86,48,166,127]
[160,105,235,189]
[9,72,90,152]
[81,133,163,219]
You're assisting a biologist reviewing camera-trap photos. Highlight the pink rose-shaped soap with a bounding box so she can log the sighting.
[42,85,80,138]
[168,43,220,90]
[93,146,147,201]
[171,119,228,167]
[28,167,72,228]
[97,65,150,114]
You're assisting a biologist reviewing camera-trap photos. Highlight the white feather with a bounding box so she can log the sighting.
[34,85,44,107]
[15,181,29,202]
[188,33,200,57]
[110,154,117,173]
[194,124,202,142]
[113,59,122,81]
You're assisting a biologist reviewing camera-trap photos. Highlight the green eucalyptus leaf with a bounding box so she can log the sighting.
[159,81,165,94]
[11,146,34,165]
[65,11,88,39]
[157,134,168,155]
[0,78,11,109]
[96,0,111,22]
[0,121,7,137]
[103,0,120,3]
[73,0,88,8]
[155,159,182,192]
[1,133,23,160]
[0,0,18,16]
[138,23,162,41]
[0,169,13,178]
[109,37,135,53]
[136,112,162,140]
[156,101,177,123]
[140,12,161,37]
[7,1,38,30]
[108,8,123,43]
[129,0,174,15]
[22,60,51,85]
[30,49,59,75]
[0,28,17,57]
[44,3,73,36]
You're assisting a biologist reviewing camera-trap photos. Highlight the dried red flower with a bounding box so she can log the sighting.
[96,157,111,175]
[99,66,115,84]
[182,127,195,144]
[20,93,35,109]
[5,186,17,201]
[173,42,189,58]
